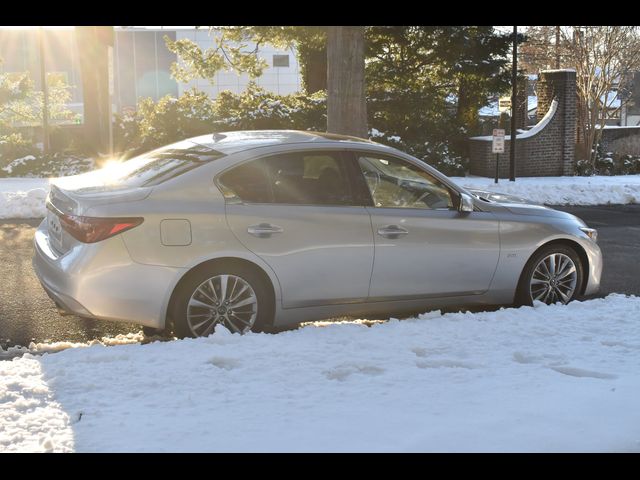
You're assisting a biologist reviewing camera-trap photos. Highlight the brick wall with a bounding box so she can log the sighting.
[469,70,576,177]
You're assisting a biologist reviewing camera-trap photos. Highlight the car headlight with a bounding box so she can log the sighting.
[580,227,598,242]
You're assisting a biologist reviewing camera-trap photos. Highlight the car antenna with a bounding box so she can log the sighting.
[212,132,227,142]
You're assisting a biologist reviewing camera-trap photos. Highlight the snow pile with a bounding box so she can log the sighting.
[0,356,75,452]
[0,178,50,219]
[0,332,146,360]
[2,294,640,452]
[452,174,640,205]
[2,155,37,174]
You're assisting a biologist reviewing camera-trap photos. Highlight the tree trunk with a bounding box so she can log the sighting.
[75,26,113,156]
[299,43,327,94]
[326,26,367,138]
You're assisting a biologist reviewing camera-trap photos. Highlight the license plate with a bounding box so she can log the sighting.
[48,211,63,249]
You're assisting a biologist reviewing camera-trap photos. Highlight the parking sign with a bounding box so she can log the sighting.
[492,129,505,154]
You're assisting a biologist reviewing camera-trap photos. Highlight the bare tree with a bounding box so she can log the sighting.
[520,26,569,73]
[326,26,367,138]
[558,26,640,163]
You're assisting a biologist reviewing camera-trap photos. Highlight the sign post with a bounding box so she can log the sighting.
[492,128,505,183]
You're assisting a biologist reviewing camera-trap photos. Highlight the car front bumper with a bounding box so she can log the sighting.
[581,237,603,296]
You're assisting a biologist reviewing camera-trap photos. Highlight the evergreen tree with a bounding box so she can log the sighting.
[365,26,512,154]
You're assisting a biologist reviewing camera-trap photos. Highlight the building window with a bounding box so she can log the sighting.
[272,54,290,68]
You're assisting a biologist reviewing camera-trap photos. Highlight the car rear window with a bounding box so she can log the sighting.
[111,144,225,187]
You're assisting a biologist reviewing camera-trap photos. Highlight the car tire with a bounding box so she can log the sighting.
[516,244,584,306]
[170,263,274,338]
[142,326,168,338]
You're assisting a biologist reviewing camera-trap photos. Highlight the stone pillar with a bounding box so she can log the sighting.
[537,69,576,174]
[468,69,578,177]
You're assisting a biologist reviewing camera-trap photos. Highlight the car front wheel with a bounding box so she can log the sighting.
[517,245,584,306]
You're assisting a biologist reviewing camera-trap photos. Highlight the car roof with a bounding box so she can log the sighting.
[186,130,380,155]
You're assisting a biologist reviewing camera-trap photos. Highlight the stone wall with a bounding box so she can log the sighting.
[468,70,576,177]
[600,126,640,156]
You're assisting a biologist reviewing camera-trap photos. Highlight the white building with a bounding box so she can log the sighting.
[173,28,301,98]
[0,26,303,121]
[114,27,302,112]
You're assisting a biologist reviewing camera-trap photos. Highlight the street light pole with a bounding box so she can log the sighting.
[509,25,517,182]
[38,27,50,155]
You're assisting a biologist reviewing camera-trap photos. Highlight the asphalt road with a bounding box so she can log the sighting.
[1,205,639,349]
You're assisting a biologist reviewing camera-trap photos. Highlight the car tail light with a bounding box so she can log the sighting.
[59,214,144,243]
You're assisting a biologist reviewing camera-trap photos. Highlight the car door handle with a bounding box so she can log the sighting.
[377,225,409,239]
[247,223,284,238]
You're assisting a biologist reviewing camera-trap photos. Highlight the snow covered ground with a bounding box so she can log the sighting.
[1,294,639,453]
[451,174,640,206]
[1,174,639,219]
[0,178,49,219]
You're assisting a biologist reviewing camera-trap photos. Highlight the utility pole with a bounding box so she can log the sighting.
[509,26,517,182]
[38,27,49,155]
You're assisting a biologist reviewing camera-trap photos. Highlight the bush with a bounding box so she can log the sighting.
[114,85,327,157]
[575,159,595,176]
[0,132,38,169]
[114,89,217,157]
[113,85,472,175]
[0,152,94,178]
[369,128,467,177]
[212,84,327,131]
[587,143,640,176]
[595,155,615,175]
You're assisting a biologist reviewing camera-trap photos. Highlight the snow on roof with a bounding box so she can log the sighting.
[479,101,500,117]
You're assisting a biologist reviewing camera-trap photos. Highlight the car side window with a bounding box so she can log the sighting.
[263,152,355,205]
[357,155,454,210]
[218,160,272,203]
[218,152,358,206]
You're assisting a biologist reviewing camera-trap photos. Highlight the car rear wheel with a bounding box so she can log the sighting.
[170,264,273,338]
[517,244,584,306]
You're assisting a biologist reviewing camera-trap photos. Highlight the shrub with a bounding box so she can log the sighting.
[0,132,37,169]
[0,152,94,178]
[212,84,326,132]
[575,159,595,176]
[113,86,471,175]
[114,89,217,157]
[595,155,614,175]
[114,85,327,157]
[369,129,467,177]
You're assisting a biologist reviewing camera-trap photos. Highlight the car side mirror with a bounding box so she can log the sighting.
[459,193,474,213]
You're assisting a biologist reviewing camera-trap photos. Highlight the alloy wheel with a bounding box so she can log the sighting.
[186,274,258,336]
[529,253,578,305]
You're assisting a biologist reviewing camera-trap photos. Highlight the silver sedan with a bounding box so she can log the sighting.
[33,130,602,337]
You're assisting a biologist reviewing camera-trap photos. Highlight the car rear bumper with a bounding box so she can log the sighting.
[33,220,185,328]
